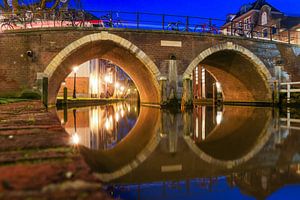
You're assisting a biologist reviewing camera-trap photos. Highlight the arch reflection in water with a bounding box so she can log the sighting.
[57,105,300,199]
[76,105,275,184]
[57,102,139,150]
[188,106,273,166]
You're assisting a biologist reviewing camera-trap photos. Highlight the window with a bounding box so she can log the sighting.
[261,12,268,25]
[263,28,268,38]
[195,66,198,85]
[239,21,243,30]
[244,17,251,30]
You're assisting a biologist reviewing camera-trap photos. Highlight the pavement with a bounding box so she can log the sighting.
[0,101,113,200]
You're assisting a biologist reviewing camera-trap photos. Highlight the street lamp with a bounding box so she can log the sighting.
[72,66,79,99]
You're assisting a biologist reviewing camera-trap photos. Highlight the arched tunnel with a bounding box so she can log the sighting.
[185,44,273,104]
[44,33,161,106]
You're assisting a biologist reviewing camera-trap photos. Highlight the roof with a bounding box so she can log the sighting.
[232,0,282,21]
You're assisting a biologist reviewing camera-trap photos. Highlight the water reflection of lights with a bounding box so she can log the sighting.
[105,118,110,130]
[91,108,99,128]
[128,104,131,112]
[216,111,223,125]
[59,102,139,150]
[115,112,120,122]
[121,109,125,118]
[71,133,80,145]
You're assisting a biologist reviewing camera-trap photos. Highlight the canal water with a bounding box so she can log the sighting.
[57,102,300,200]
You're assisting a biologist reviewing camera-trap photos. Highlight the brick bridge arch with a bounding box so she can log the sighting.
[43,32,161,105]
[183,42,273,103]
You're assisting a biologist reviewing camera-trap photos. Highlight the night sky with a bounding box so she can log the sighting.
[80,0,300,19]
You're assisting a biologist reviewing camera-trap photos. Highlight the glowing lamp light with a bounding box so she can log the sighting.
[296,28,300,32]
[120,86,125,91]
[216,82,221,91]
[61,81,66,87]
[121,109,125,118]
[115,82,120,89]
[71,133,80,145]
[115,112,120,122]
[73,66,79,73]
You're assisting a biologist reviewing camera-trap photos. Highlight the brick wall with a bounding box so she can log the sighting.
[0,28,298,102]
[57,77,89,98]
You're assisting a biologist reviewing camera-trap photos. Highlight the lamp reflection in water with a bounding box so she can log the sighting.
[216,111,223,125]
[63,102,138,150]
[193,106,224,142]
[70,109,80,145]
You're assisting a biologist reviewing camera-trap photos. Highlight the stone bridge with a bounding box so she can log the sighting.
[0,28,299,106]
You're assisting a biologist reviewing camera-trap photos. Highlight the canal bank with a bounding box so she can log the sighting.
[56,97,127,108]
[0,100,112,199]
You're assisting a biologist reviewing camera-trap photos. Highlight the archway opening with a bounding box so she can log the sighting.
[57,59,138,100]
[44,33,161,106]
[186,45,272,104]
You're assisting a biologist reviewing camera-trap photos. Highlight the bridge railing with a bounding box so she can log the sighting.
[280,82,300,103]
[0,10,299,45]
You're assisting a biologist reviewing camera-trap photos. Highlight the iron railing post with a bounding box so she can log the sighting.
[186,16,189,32]
[270,26,273,41]
[136,12,140,29]
[162,14,165,30]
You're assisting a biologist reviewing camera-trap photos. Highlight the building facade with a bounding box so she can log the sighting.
[221,0,300,44]
[58,59,134,99]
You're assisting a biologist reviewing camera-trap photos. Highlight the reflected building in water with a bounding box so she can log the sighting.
[57,102,139,150]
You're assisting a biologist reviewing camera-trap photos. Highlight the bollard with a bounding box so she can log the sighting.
[159,77,168,105]
[63,105,68,124]
[182,78,193,107]
[63,87,68,105]
[42,77,48,107]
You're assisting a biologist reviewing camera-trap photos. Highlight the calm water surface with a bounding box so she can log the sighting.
[57,102,300,200]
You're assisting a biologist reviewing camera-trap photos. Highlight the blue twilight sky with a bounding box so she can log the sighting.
[80,0,300,19]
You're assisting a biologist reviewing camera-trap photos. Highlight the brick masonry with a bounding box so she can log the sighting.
[0,28,299,104]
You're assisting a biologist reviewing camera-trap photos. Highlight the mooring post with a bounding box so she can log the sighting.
[182,78,193,107]
[159,76,168,105]
[63,86,68,105]
[273,80,279,105]
[42,77,48,107]
[287,83,291,104]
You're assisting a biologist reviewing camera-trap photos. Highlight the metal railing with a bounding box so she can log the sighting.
[0,10,299,44]
[280,82,300,103]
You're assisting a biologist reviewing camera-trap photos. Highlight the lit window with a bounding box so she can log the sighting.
[195,66,199,85]
[244,17,251,30]
[261,12,267,25]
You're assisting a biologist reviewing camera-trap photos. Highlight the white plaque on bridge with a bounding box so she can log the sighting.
[161,40,182,47]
